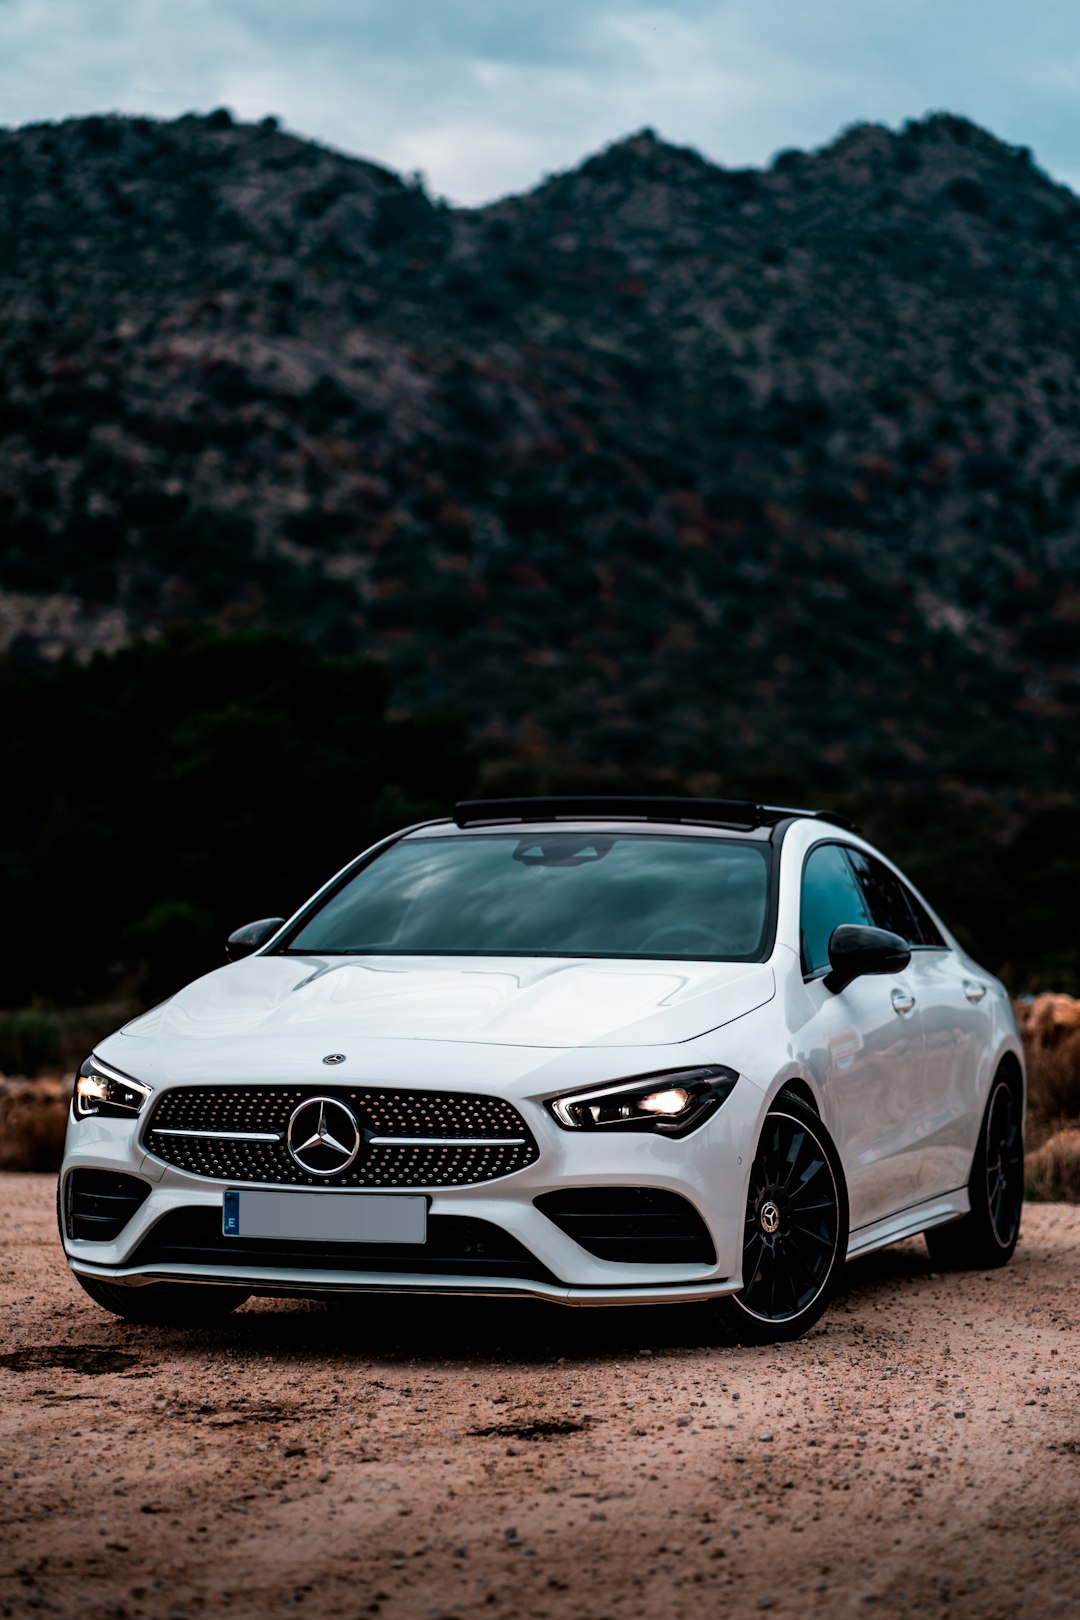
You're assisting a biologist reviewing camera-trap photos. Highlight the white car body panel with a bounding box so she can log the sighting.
[61,813,1024,1308]
[116,953,776,1052]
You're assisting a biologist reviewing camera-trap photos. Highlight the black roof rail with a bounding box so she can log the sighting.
[452,797,858,833]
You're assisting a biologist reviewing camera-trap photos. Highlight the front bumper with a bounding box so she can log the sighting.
[66,1259,740,1307]
[60,1076,762,1307]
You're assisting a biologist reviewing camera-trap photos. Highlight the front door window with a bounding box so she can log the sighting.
[800,843,872,976]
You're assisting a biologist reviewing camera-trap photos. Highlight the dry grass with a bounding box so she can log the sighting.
[1022,996,1080,1203]
[1025,1130,1080,1203]
[0,999,139,1174]
[0,1001,139,1078]
[1017,993,1080,1155]
[0,1075,73,1173]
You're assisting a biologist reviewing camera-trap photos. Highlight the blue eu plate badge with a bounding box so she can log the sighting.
[223,1188,240,1236]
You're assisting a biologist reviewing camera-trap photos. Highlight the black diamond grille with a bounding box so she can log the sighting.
[144,1086,539,1188]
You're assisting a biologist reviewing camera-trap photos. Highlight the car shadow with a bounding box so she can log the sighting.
[836,1237,935,1300]
[83,1238,969,1368]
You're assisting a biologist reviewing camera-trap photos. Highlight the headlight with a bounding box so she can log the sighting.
[74,1056,152,1120]
[546,1066,738,1137]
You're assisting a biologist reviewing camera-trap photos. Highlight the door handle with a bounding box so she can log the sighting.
[891,988,916,1016]
[963,980,987,1003]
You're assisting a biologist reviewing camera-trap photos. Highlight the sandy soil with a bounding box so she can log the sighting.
[2,1175,1079,1620]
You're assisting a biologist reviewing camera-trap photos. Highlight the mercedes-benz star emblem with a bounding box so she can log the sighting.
[286,1096,362,1176]
[322,1053,346,1066]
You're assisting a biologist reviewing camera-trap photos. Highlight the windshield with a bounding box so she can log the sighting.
[285,832,771,960]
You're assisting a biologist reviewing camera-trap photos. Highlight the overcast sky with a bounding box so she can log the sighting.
[1,0,1077,204]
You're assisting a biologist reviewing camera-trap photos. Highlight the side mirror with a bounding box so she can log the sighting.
[226,918,286,961]
[824,924,910,994]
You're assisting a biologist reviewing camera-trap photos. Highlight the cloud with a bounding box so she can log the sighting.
[0,0,1076,202]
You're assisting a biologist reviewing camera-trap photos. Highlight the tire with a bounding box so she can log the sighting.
[925,1068,1023,1270]
[713,1092,849,1345]
[72,1271,250,1325]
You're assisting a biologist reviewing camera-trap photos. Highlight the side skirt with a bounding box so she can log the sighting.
[846,1189,970,1260]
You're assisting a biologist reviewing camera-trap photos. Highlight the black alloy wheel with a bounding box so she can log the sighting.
[926,1068,1024,1270]
[714,1092,848,1344]
[984,1079,1024,1249]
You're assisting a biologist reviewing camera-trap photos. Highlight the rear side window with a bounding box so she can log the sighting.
[845,850,916,940]
[846,849,946,948]
[800,843,872,975]
[898,883,946,947]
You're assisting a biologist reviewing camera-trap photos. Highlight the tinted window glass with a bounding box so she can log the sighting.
[800,843,872,975]
[845,850,918,941]
[288,833,771,960]
[899,883,946,948]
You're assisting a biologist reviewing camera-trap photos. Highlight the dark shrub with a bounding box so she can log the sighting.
[80,116,121,149]
[29,414,90,455]
[369,187,436,250]
[284,506,357,548]
[206,362,262,407]
[0,515,55,590]
[944,176,990,216]
[302,374,356,431]
[123,487,190,525]
[63,512,127,562]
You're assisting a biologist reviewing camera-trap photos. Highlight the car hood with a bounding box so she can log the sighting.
[120,953,775,1056]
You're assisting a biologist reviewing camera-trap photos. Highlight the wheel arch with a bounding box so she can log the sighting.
[775,1076,821,1117]
[992,1044,1026,1114]
[955,1039,1027,1196]
[759,1072,850,1218]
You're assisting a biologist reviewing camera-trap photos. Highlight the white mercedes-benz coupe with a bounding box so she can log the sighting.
[59,796,1025,1343]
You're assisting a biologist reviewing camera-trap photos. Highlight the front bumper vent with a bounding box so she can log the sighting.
[535,1188,716,1264]
[144,1086,539,1189]
[126,1207,557,1282]
[65,1170,151,1242]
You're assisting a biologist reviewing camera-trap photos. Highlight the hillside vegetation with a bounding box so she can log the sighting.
[1,109,1079,792]
[0,631,470,1007]
[0,628,1076,1012]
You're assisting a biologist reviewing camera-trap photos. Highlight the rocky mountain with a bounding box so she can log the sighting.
[2,108,1080,792]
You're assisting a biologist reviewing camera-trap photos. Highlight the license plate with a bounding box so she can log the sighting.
[222,1188,427,1244]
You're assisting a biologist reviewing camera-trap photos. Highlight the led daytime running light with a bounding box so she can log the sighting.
[74,1058,152,1120]
[547,1067,738,1136]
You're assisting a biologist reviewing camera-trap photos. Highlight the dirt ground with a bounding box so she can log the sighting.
[2,1175,1078,1620]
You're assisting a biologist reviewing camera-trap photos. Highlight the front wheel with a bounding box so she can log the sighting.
[925,1069,1023,1270]
[72,1271,250,1325]
[712,1093,848,1345]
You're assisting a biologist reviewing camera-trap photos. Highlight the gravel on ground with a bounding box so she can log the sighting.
[2,1174,1079,1620]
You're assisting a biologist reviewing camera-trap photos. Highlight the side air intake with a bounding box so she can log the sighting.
[535,1188,716,1264]
[65,1170,151,1242]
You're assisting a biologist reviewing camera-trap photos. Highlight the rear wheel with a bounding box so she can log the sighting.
[72,1271,249,1325]
[714,1093,848,1344]
[925,1069,1023,1270]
